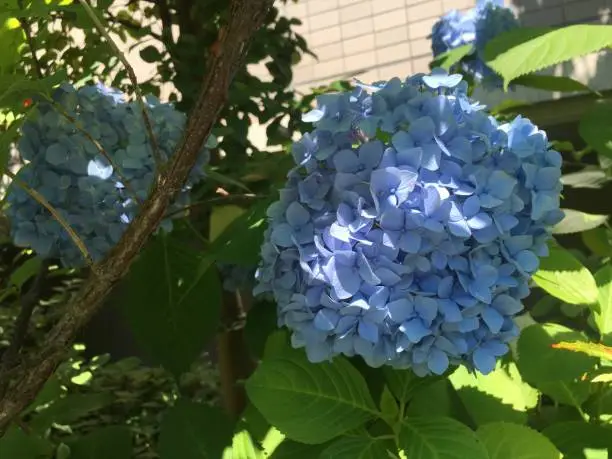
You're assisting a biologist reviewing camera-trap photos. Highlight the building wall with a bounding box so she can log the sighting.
[274,0,612,102]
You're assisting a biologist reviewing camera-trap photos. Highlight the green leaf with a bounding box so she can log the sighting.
[552,209,608,235]
[379,385,399,425]
[517,323,598,384]
[582,228,612,257]
[430,44,474,70]
[268,440,329,458]
[139,44,161,63]
[9,256,42,290]
[68,426,132,459]
[484,25,612,88]
[320,436,395,459]
[595,265,612,341]
[477,422,561,459]
[244,302,277,360]
[31,393,113,431]
[580,102,612,159]
[0,426,53,458]
[0,71,68,107]
[158,400,234,459]
[513,74,592,93]
[543,421,612,459]
[24,374,62,414]
[245,345,378,444]
[537,380,591,407]
[449,362,538,425]
[383,367,444,406]
[397,416,488,459]
[0,115,25,176]
[121,232,222,377]
[562,170,609,189]
[533,244,598,305]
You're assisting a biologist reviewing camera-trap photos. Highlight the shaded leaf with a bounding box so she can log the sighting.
[543,421,612,459]
[68,426,132,459]
[537,380,591,407]
[245,344,378,444]
[158,400,234,459]
[477,422,561,459]
[580,102,612,159]
[0,426,52,458]
[513,74,592,93]
[430,44,474,70]
[320,436,394,459]
[398,416,488,459]
[31,393,112,431]
[9,256,42,290]
[383,367,444,406]
[121,232,222,377]
[517,323,598,384]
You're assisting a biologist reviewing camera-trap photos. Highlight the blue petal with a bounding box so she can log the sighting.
[314,309,339,331]
[492,294,523,315]
[271,223,294,247]
[333,149,360,173]
[448,219,471,238]
[302,108,325,123]
[422,73,463,89]
[515,250,539,272]
[427,348,450,375]
[473,347,496,374]
[387,298,414,323]
[359,140,384,169]
[488,170,517,199]
[399,231,422,254]
[323,259,360,300]
[400,318,432,343]
[481,307,504,333]
[358,320,379,343]
[415,296,438,323]
[286,202,310,227]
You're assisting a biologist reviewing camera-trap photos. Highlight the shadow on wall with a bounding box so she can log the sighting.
[474,0,612,107]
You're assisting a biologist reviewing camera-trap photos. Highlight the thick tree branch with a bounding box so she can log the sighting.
[0,0,274,435]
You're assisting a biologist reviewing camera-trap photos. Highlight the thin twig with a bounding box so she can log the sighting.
[17,0,44,79]
[164,193,264,219]
[0,0,274,434]
[5,171,93,267]
[77,0,163,166]
[42,96,143,205]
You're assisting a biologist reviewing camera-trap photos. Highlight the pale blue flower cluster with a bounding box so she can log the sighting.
[431,0,519,87]
[254,70,563,376]
[7,82,212,267]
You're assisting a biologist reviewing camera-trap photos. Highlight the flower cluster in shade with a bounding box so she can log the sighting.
[217,262,257,293]
[253,69,563,376]
[431,0,519,88]
[6,82,213,267]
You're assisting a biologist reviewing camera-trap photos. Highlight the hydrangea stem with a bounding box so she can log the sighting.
[5,170,93,266]
[77,0,163,167]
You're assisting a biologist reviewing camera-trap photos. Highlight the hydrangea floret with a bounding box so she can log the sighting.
[431,0,519,87]
[6,82,213,267]
[254,69,563,376]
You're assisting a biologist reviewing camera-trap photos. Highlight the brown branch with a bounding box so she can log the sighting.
[0,0,274,435]
[217,290,255,419]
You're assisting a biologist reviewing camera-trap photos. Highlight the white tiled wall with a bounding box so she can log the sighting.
[269,0,612,102]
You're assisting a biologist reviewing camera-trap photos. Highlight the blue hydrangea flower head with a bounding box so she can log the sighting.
[254,69,563,376]
[7,82,212,267]
[431,0,520,88]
